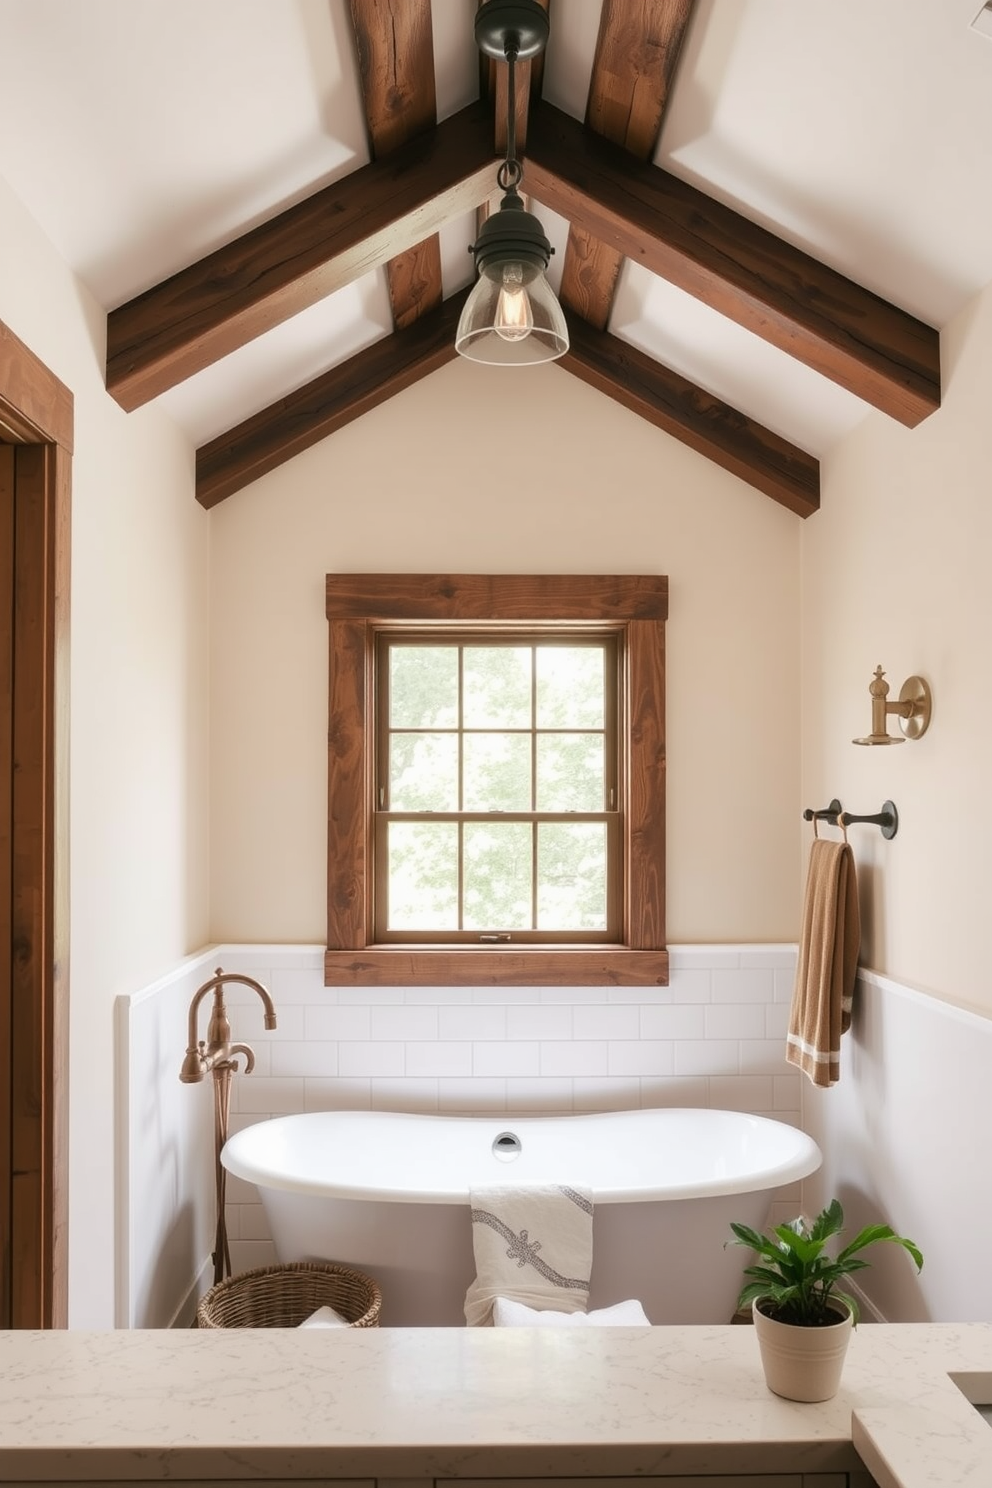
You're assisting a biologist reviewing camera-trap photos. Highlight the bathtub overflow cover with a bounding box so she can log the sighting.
[492,1131,522,1162]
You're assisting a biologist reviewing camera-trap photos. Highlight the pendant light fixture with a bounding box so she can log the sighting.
[455,0,569,365]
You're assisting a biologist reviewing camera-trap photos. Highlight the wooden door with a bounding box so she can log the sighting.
[0,319,71,1326]
[0,443,12,1325]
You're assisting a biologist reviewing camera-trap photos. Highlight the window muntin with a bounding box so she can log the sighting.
[374,632,619,943]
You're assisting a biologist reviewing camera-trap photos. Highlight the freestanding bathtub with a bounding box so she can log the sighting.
[221,1108,821,1326]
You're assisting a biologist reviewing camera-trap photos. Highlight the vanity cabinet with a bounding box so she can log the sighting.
[1,1477,877,1488]
[431,1475,874,1488]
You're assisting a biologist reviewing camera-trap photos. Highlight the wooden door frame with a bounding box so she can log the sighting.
[0,316,71,1327]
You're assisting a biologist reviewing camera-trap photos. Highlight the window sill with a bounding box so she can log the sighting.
[323,947,669,986]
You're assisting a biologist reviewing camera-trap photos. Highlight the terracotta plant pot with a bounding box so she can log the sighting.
[752,1300,854,1402]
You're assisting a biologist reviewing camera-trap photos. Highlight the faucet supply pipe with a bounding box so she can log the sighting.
[180,967,277,1284]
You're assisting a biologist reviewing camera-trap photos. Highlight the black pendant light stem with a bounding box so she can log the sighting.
[455,0,568,363]
[502,42,521,192]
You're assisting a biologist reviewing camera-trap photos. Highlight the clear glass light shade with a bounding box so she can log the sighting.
[456,260,569,365]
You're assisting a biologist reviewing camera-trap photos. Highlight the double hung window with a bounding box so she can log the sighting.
[376,631,618,943]
[325,574,668,986]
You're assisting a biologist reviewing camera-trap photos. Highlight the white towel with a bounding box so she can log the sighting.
[493,1296,650,1327]
[298,1304,350,1328]
[464,1184,593,1327]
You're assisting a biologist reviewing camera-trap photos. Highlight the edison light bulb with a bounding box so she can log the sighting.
[494,263,533,342]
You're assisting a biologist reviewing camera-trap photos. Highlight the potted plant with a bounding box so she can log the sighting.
[729,1199,923,1401]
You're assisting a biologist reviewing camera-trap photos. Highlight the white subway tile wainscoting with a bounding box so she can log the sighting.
[219,945,802,1277]
[119,943,803,1324]
[129,948,992,1329]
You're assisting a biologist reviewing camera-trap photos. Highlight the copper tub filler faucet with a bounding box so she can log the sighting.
[180,967,277,1283]
[180,967,277,1083]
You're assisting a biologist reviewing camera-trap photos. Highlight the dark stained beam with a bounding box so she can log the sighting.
[106,102,495,410]
[560,0,694,329]
[350,0,436,156]
[561,315,820,518]
[195,292,468,509]
[584,0,692,145]
[325,572,669,620]
[349,0,442,331]
[527,102,940,427]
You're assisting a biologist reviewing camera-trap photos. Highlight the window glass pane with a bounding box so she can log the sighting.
[464,732,531,811]
[464,822,532,930]
[536,735,604,811]
[463,646,531,728]
[387,821,459,930]
[389,733,458,811]
[390,646,458,728]
[537,823,607,930]
[536,645,605,729]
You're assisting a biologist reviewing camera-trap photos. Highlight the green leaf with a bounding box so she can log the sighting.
[729,1222,784,1261]
[809,1199,845,1244]
[815,1258,870,1284]
[836,1225,924,1272]
[831,1288,861,1326]
[729,1221,768,1248]
[773,1226,821,1266]
[742,1264,797,1290]
[737,1280,776,1311]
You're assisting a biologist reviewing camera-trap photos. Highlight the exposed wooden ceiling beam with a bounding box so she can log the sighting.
[106,101,495,411]
[527,102,940,427]
[129,1,925,513]
[584,0,692,145]
[349,0,442,332]
[195,292,468,509]
[350,0,436,157]
[561,316,819,517]
[560,0,694,329]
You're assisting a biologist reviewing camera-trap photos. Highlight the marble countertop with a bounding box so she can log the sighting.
[1,1323,991,1485]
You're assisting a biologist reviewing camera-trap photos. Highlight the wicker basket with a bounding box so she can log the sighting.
[196,1260,381,1329]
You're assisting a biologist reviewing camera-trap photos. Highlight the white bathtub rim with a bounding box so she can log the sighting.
[221,1107,821,1207]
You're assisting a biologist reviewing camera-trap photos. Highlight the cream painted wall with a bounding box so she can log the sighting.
[802,278,992,1012]
[0,176,211,1326]
[208,359,802,946]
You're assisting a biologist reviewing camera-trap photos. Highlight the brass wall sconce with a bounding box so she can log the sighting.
[853,665,932,746]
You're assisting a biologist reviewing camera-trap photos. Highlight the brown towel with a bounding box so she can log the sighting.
[787,838,860,1088]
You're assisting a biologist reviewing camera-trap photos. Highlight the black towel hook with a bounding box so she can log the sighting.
[802,799,898,840]
[803,798,843,826]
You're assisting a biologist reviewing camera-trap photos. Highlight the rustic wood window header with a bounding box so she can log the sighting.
[325,574,668,987]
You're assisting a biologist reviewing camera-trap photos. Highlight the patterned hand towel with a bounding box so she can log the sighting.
[464,1184,593,1327]
[787,837,860,1087]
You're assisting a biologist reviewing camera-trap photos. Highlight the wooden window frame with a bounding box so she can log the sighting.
[325,575,668,987]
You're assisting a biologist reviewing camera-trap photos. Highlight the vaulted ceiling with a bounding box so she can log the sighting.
[4,1,992,517]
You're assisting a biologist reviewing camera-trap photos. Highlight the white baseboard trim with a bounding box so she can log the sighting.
[846,1275,887,1324]
[170,1255,213,1329]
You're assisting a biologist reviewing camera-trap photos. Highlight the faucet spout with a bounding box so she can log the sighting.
[178,967,276,1083]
